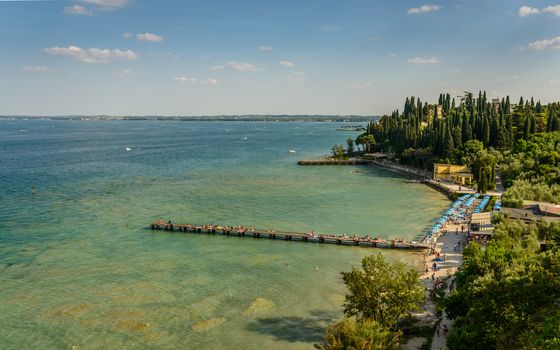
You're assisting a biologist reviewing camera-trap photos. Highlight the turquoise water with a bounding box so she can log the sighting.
[0,120,449,349]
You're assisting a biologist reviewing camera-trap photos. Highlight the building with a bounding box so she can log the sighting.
[492,98,500,113]
[537,203,560,217]
[469,212,494,243]
[433,163,473,185]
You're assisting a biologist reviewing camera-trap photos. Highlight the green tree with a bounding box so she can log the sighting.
[319,318,400,350]
[445,219,560,350]
[356,134,376,153]
[332,144,346,159]
[482,117,490,146]
[471,150,496,193]
[346,137,355,155]
[460,140,484,167]
[341,253,424,327]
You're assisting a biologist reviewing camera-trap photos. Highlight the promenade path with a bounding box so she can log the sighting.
[422,223,465,350]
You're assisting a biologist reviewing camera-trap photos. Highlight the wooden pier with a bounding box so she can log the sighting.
[297,158,373,166]
[150,220,429,250]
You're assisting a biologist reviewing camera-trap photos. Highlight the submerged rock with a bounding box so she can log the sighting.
[115,319,151,332]
[191,317,226,331]
[242,298,275,317]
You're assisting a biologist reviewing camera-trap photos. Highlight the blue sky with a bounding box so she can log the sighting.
[1,0,559,116]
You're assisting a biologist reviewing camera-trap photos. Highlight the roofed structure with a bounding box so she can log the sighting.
[469,212,493,236]
[433,163,473,185]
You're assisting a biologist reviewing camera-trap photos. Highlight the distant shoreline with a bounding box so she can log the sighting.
[0,115,377,123]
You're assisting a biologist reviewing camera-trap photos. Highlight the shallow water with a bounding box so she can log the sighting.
[0,120,448,349]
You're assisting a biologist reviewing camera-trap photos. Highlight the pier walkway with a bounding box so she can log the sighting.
[150,220,429,250]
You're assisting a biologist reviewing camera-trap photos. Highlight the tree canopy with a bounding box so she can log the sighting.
[444,217,560,350]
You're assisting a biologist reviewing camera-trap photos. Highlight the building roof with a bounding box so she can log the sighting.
[471,212,492,224]
[538,203,560,217]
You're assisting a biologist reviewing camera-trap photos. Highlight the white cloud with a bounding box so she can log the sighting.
[227,61,263,72]
[528,36,560,50]
[122,32,133,38]
[44,45,138,63]
[519,5,560,17]
[519,6,540,17]
[258,46,273,51]
[280,60,294,67]
[22,66,50,73]
[407,56,440,64]
[137,33,164,42]
[550,78,560,84]
[451,68,461,72]
[205,78,218,85]
[408,4,441,14]
[210,65,225,71]
[174,76,196,83]
[64,5,92,15]
[543,5,560,16]
[387,53,398,59]
[82,0,128,8]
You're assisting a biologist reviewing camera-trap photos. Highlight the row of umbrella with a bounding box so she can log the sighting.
[426,194,479,240]
[493,199,502,211]
[474,195,491,213]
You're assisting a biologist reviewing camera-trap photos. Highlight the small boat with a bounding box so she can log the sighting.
[125,147,132,151]
[288,149,296,154]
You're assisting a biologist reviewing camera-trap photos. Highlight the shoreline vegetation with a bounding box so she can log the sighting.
[315,91,560,349]
[0,115,376,122]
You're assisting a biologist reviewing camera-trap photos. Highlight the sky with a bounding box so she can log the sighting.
[0,0,559,116]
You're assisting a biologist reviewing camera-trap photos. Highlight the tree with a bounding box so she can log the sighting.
[444,219,560,350]
[356,134,376,153]
[482,117,490,146]
[471,150,496,193]
[341,253,424,327]
[346,137,355,155]
[460,140,484,167]
[332,144,346,159]
[319,318,400,350]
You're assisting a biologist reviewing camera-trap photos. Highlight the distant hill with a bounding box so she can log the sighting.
[0,115,379,122]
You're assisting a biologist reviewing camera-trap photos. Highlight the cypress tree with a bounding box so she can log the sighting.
[483,117,490,146]
[531,116,537,134]
[497,129,508,150]
[505,113,514,146]
[462,113,473,143]
[490,117,499,146]
[523,116,531,139]
[444,123,455,160]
